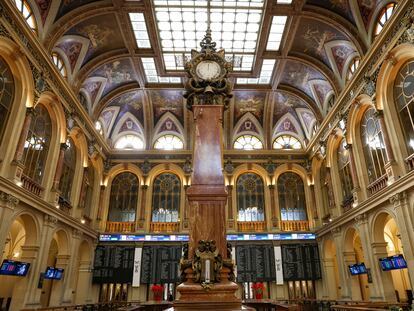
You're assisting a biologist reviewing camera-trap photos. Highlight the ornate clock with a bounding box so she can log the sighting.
[184,29,233,110]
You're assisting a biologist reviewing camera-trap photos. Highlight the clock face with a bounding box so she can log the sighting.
[196,61,221,80]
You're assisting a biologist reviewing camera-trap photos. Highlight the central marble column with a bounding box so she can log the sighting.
[174,104,241,309]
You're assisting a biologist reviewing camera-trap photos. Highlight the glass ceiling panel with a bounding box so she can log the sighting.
[266,16,287,51]
[141,58,181,83]
[152,0,265,71]
[129,13,152,48]
[237,59,275,84]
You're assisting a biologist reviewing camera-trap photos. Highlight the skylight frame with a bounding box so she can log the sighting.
[266,15,287,51]
[152,0,266,72]
[141,57,181,84]
[237,59,275,84]
[129,12,152,48]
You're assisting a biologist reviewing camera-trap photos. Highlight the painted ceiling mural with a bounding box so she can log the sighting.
[149,90,185,126]
[81,58,136,106]
[65,14,125,66]
[233,91,266,126]
[292,17,359,83]
[17,0,395,150]
[306,0,356,26]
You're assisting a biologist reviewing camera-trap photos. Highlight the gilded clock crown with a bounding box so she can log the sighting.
[200,28,216,53]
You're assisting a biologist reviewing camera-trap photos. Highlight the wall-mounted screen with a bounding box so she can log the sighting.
[379,255,407,271]
[0,260,30,276]
[348,263,367,275]
[44,267,64,280]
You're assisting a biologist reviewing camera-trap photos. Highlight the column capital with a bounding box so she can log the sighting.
[331,226,342,238]
[354,213,368,226]
[389,191,407,207]
[268,184,275,190]
[72,228,83,239]
[44,214,58,226]
[0,191,19,209]
[141,184,148,190]
[374,109,384,119]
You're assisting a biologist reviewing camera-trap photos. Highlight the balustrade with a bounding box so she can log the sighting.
[150,221,180,233]
[406,153,414,171]
[367,174,388,195]
[21,174,43,196]
[280,220,309,232]
[105,221,135,233]
[237,221,266,232]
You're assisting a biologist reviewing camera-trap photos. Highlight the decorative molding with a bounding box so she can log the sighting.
[354,213,368,226]
[331,226,341,238]
[73,228,83,239]
[0,191,19,209]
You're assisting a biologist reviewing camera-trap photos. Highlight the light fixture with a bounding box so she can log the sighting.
[81,219,86,224]
[56,204,60,209]
[16,181,23,187]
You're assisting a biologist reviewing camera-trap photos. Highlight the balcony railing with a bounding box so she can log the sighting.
[367,173,388,195]
[21,174,43,196]
[150,222,180,233]
[406,153,414,171]
[105,221,135,233]
[237,221,266,232]
[280,220,309,231]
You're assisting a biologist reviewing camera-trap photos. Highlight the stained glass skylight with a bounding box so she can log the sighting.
[141,58,181,83]
[153,0,265,71]
[129,13,151,48]
[237,59,275,84]
[266,16,287,51]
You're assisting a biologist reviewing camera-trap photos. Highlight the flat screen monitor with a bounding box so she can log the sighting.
[348,263,367,275]
[44,267,64,280]
[0,259,30,276]
[380,255,407,271]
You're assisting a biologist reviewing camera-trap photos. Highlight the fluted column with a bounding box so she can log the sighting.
[331,228,352,300]
[375,110,399,182]
[0,192,19,257]
[9,108,35,183]
[138,184,148,230]
[226,185,234,230]
[268,185,278,228]
[13,108,34,162]
[345,144,361,205]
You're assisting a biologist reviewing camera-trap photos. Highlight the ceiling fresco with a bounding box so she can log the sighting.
[233,91,267,126]
[65,14,126,66]
[150,90,185,126]
[306,0,356,26]
[16,0,398,150]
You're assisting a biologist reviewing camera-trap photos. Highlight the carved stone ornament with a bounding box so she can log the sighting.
[184,29,233,110]
[364,77,376,97]
[44,214,58,226]
[140,159,151,175]
[264,159,277,175]
[0,191,19,209]
[224,159,234,174]
[180,240,234,287]
[183,158,192,175]
[354,213,368,226]
[73,228,83,239]
[389,191,407,207]
[331,227,341,238]
[406,21,414,42]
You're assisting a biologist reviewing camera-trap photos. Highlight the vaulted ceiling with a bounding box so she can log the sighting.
[24,0,392,151]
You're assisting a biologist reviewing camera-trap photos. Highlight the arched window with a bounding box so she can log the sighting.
[236,173,265,222]
[234,135,263,150]
[337,139,353,202]
[154,134,184,150]
[361,108,387,182]
[273,135,302,150]
[108,172,138,222]
[114,134,144,150]
[0,57,14,144]
[278,172,307,221]
[52,52,67,78]
[374,3,396,37]
[151,173,181,222]
[78,163,94,217]
[346,57,360,82]
[394,60,414,156]
[59,139,76,202]
[22,105,52,184]
[13,0,37,33]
